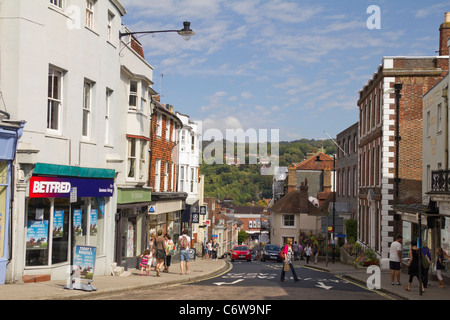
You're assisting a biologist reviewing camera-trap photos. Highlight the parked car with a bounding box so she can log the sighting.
[230,245,252,262]
[261,244,282,262]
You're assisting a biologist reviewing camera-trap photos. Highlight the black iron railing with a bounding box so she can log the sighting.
[431,170,450,192]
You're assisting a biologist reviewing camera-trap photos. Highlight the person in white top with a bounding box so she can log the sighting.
[178,229,191,275]
[389,234,403,285]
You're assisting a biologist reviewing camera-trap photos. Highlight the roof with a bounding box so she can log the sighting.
[233,206,266,215]
[270,189,332,216]
[294,152,335,171]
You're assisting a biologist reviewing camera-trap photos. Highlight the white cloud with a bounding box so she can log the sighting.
[241,91,253,99]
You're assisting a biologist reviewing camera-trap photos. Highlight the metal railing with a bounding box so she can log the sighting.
[431,170,450,192]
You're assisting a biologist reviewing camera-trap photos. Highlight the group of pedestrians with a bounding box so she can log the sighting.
[278,238,319,282]
[203,239,220,260]
[139,229,192,276]
[291,241,319,264]
[389,234,447,293]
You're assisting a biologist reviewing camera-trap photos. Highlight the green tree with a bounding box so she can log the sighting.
[238,230,249,245]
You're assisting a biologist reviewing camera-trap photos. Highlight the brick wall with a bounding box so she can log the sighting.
[149,108,179,191]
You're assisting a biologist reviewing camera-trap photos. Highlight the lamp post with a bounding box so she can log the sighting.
[119,21,195,41]
[315,153,336,264]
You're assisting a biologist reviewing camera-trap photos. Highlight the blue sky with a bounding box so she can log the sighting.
[121,0,450,142]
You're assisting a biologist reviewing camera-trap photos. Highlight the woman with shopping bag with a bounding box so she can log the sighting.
[280,238,300,282]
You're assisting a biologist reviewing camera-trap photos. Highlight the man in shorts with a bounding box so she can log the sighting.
[389,234,403,285]
[178,229,191,275]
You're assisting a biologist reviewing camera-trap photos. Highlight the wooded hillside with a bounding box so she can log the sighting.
[200,139,337,205]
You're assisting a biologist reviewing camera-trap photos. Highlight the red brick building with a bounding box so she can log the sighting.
[149,97,182,192]
[357,17,449,262]
[147,97,185,239]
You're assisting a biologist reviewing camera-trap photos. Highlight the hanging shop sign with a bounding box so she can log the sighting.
[29,176,114,198]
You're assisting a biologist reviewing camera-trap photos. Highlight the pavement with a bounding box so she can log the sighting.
[0,255,448,300]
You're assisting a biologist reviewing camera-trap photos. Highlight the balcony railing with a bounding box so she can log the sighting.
[431,170,450,192]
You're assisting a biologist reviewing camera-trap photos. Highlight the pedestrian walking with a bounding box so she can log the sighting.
[148,232,157,272]
[389,234,402,285]
[212,239,219,260]
[313,244,319,264]
[164,234,175,273]
[154,229,166,277]
[304,244,312,264]
[139,249,151,276]
[178,229,191,275]
[421,243,431,288]
[298,243,304,260]
[207,240,212,259]
[293,241,299,261]
[436,247,446,288]
[280,238,300,282]
[405,240,425,293]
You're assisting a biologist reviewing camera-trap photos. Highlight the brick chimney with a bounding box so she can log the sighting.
[299,180,309,212]
[323,167,331,193]
[439,12,450,56]
[287,166,297,193]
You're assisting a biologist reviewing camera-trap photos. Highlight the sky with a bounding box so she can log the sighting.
[120,0,450,142]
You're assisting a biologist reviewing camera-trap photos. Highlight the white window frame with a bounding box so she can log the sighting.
[82,80,93,139]
[172,124,176,143]
[171,163,175,191]
[282,214,295,228]
[190,167,195,193]
[180,165,185,192]
[129,81,138,109]
[139,141,146,180]
[47,67,63,135]
[140,84,147,112]
[164,161,169,191]
[156,113,162,137]
[50,0,64,9]
[127,138,136,179]
[105,89,112,145]
[166,116,170,140]
[107,11,114,43]
[155,159,161,191]
[180,129,186,152]
[86,0,94,30]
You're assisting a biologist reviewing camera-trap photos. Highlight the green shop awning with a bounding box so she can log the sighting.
[33,163,115,179]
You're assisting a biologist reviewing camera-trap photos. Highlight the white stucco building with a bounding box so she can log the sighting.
[0,0,127,282]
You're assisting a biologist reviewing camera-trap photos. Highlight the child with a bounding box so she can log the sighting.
[139,249,151,276]
[436,247,446,288]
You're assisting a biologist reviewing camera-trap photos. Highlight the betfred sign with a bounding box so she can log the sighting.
[29,176,114,198]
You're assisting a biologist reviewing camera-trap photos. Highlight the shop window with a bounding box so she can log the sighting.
[72,197,105,255]
[51,198,70,264]
[26,198,51,266]
[90,197,105,254]
[26,196,106,267]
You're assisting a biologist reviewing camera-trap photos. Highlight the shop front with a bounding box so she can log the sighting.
[0,120,25,284]
[148,192,186,243]
[115,188,151,269]
[22,163,115,281]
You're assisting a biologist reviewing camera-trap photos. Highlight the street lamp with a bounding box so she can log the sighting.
[315,153,336,264]
[119,21,195,41]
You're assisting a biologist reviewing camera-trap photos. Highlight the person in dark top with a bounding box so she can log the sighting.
[405,240,425,293]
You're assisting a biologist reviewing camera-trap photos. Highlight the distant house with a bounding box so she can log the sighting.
[269,179,332,246]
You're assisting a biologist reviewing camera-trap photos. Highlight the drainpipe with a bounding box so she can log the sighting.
[394,83,402,202]
[443,85,448,174]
